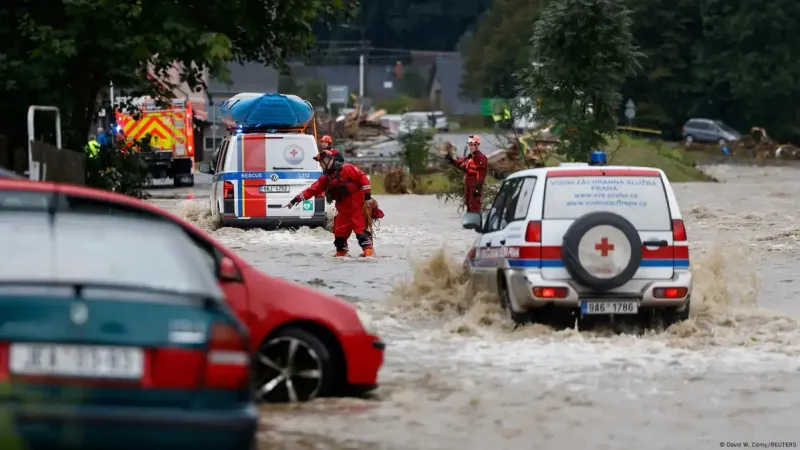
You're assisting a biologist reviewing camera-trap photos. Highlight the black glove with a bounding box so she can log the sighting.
[364,192,371,201]
[284,196,300,208]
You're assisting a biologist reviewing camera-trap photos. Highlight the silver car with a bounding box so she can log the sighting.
[682,118,741,145]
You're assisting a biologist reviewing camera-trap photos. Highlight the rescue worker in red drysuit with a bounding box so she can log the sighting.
[319,135,345,163]
[444,134,488,212]
[284,150,375,257]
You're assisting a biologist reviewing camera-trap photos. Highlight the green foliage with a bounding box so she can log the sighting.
[461,0,546,99]
[84,138,151,198]
[397,126,434,176]
[0,0,355,153]
[278,75,301,94]
[300,78,328,109]
[519,0,641,161]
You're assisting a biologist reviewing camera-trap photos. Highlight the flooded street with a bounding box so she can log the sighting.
[153,164,800,449]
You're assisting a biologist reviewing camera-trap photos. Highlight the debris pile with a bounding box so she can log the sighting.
[315,100,396,156]
[683,127,800,162]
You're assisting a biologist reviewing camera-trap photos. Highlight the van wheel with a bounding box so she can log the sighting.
[498,273,531,325]
[685,135,694,145]
[251,327,334,403]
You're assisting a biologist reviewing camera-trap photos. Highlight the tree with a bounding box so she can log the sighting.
[519,0,641,161]
[461,0,546,99]
[0,0,355,153]
[620,0,702,138]
[691,0,800,141]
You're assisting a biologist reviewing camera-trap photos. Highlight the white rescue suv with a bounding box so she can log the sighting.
[462,160,692,328]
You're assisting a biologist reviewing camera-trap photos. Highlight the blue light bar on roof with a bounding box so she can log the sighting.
[220,93,314,130]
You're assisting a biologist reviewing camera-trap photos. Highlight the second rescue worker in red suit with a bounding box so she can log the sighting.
[284,150,375,257]
[445,134,488,212]
[319,135,345,162]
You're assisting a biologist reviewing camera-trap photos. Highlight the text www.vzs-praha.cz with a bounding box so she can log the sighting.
[566,199,647,207]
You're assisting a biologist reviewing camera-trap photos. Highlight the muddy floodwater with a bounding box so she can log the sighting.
[152,164,800,449]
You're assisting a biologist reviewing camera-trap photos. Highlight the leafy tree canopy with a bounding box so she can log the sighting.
[0,0,355,151]
[519,0,640,160]
[460,0,545,99]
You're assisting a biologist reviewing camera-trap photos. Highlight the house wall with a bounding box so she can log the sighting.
[429,76,443,109]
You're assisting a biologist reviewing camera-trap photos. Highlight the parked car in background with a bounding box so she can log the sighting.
[682,118,741,145]
[0,167,23,178]
[0,201,257,449]
[0,179,385,404]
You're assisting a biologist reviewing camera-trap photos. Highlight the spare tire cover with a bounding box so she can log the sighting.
[561,211,642,291]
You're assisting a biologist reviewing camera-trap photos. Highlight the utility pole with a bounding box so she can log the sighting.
[359,36,369,101]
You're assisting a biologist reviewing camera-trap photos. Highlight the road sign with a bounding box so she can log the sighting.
[326,85,349,110]
[624,99,636,120]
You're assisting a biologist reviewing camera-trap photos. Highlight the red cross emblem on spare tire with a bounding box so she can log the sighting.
[594,238,614,256]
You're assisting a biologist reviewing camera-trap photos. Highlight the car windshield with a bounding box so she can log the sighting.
[714,121,737,134]
[0,211,222,297]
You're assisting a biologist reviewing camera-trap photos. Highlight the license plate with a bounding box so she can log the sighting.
[260,185,289,193]
[9,344,144,379]
[581,301,638,315]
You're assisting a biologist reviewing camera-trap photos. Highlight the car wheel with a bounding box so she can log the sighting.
[252,327,333,403]
[718,138,727,146]
[685,135,694,144]
[498,274,531,325]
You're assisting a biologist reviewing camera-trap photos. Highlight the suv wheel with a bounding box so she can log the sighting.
[718,138,727,146]
[561,212,643,291]
[498,274,531,325]
[685,135,694,144]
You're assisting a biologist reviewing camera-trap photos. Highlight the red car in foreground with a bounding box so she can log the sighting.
[0,179,385,402]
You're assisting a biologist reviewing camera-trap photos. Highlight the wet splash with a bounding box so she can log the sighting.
[388,243,800,351]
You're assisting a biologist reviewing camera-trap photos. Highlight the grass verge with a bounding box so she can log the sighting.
[369,135,713,195]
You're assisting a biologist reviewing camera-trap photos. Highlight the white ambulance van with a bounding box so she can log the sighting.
[199,132,326,228]
[199,92,328,229]
[462,162,692,328]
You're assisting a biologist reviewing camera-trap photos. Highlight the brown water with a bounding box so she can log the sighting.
[155,164,800,449]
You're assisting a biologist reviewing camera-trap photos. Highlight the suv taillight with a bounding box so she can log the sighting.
[204,323,250,390]
[672,219,687,241]
[223,181,234,200]
[525,221,541,242]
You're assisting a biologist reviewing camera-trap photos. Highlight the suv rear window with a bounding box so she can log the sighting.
[543,174,671,230]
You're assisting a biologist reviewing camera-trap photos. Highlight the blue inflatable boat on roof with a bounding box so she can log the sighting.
[219,93,314,131]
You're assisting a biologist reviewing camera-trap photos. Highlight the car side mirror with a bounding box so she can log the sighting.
[219,257,241,282]
[198,162,214,174]
[462,212,482,232]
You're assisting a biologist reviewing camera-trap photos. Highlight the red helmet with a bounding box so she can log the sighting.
[320,135,333,144]
[313,149,335,161]
[468,135,481,145]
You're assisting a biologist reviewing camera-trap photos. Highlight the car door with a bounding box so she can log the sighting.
[485,178,525,293]
[473,180,516,293]
[211,140,230,215]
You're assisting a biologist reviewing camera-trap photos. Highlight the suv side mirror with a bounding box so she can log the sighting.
[219,257,241,282]
[462,212,482,232]
[198,162,214,174]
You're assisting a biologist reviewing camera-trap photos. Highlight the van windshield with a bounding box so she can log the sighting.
[543,175,671,230]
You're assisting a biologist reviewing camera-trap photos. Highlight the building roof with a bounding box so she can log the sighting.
[207,62,279,95]
[429,54,481,115]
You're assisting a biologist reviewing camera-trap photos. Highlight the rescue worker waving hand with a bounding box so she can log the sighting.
[284,150,376,257]
[445,134,488,212]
